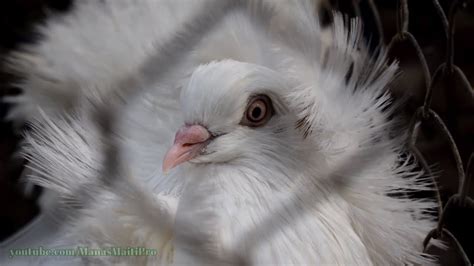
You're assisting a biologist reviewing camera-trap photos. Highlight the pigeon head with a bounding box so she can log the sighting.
[163,60,309,172]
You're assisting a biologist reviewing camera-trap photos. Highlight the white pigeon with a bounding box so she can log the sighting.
[4,0,439,265]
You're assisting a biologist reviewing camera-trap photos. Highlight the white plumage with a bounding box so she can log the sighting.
[5,0,438,265]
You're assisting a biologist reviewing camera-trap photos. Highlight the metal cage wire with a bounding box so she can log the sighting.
[63,0,473,264]
[347,0,474,264]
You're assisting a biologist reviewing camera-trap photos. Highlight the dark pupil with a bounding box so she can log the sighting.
[251,107,262,120]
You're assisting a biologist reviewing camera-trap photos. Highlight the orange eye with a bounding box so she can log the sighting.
[241,95,273,127]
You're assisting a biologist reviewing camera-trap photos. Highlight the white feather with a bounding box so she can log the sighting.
[6,0,438,265]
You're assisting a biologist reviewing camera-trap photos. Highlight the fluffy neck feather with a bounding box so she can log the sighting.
[170,156,375,265]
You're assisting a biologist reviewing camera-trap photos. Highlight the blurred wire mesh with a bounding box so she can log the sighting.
[0,0,473,264]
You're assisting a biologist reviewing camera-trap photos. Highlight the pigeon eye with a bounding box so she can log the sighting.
[241,95,273,127]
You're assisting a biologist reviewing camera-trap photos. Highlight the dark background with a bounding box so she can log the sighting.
[0,0,472,263]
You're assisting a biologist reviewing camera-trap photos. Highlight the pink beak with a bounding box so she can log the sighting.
[162,124,211,173]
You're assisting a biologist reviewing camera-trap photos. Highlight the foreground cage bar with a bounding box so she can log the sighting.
[72,0,472,263]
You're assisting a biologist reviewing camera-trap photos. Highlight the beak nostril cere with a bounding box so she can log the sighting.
[163,124,211,172]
